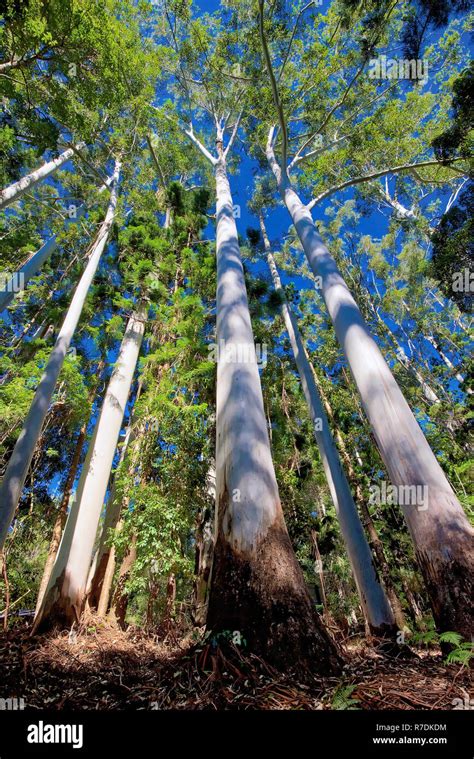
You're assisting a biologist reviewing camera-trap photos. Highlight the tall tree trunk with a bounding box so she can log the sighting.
[34,303,146,629]
[0,178,110,313]
[34,424,87,616]
[309,364,407,631]
[110,534,137,629]
[0,143,86,210]
[260,215,395,634]
[205,146,341,673]
[267,143,474,639]
[0,160,121,551]
[193,465,215,626]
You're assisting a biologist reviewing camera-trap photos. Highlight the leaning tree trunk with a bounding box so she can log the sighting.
[110,534,137,629]
[309,363,407,631]
[35,362,104,614]
[0,160,121,551]
[193,465,215,626]
[267,150,474,639]
[0,143,86,210]
[260,215,395,634]
[205,147,341,673]
[0,178,111,313]
[34,304,146,629]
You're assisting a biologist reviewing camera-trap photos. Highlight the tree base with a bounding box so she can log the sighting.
[206,521,343,675]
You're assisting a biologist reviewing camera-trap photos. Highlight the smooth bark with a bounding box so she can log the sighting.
[34,304,146,628]
[261,216,395,634]
[309,364,407,631]
[266,138,474,639]
[204,144,341,672]
[0,160,121,551]
[0,143,86,210]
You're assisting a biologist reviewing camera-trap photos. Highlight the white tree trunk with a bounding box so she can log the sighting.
[0,143,86,210]
[205,150,341,671]
[260,216,395,633]
[367,301,441,405]
[267,151,474,638]
[0,178,111,313]
[0,160,121,550]
[34,303,146,627]
[425,334,471,394]
[85,397,140,608]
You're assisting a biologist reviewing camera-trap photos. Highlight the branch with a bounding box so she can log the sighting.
[259,0,289,172]
[288,133,350,171]
[277,2,315,82]
[151,106,217,165]
[184,123,217,165]
[307,157,468,210]
[265,125,284,185]
[146,134,167,188]
[223,109,244,158]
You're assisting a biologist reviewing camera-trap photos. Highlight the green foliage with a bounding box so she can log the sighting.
[331,684,360,711]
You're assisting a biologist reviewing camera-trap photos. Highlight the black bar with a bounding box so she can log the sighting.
[0,709,471,757]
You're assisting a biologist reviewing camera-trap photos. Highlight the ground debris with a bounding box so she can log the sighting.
[0,622,471,711]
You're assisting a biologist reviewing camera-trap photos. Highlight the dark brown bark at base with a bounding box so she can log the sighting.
[87,551,109,610]
[417,542,474,641]
[193,507,214,626]
[32,570,80,634]
[206,520,343,675]
[110,534,137,629]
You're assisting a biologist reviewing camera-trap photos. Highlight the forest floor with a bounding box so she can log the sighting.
[0,619,471,711]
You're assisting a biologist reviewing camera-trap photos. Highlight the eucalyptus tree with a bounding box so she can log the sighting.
[151,6,341,668]
[0,143,86,210]
[0,159,121,551]
[257,212,396,634]
[34,302,146,627]
[247,0,474,638]
[0,176,112,312]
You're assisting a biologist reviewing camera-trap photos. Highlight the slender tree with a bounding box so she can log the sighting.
[0,159,121,551]
[0,143,86,210]
[259,213,396,634]
[34,303,146,628]
[257,2,473,638]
